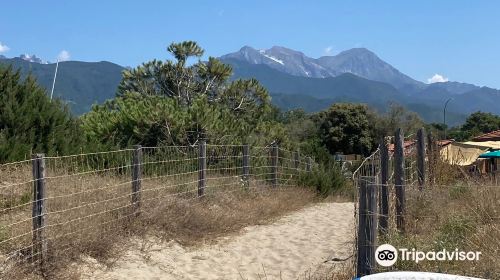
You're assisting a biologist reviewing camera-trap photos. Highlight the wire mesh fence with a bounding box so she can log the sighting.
[352,128,500,278]
[0,142,315,276]
[352,128,425,276]
[352,146,384,277]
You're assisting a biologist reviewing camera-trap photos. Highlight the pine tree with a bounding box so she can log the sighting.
[85,41,276,147]
[0,65,83,162]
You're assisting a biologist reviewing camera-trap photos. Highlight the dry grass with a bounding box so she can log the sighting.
[69,187,315,279]
[346,148,500,279]
[136,187,317,246]
[300,262,355,280]
[1,161,318,279]
[383,178,500,278]
[0,147,347,279]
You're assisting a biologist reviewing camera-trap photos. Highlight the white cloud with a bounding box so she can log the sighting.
[57,50,70,61]
[427,74,449,84]
[0,42,10,53]
[323,46,336,56]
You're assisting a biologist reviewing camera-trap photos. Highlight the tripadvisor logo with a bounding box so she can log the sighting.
[375,244,398,267]
[375,244,481,267]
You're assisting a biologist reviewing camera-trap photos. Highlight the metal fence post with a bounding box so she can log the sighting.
[394,128,406,233]
[198,141,207,196]
[356,176,377,277]
[417,128,426,191]
[379,139,389,234]
[271,143,278,188]
[242,144,250,187]
[32,153,47,267]
[132,145,142,216]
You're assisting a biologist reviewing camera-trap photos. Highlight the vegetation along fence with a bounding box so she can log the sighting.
[0,142,317,276]
[352,128,422,276]
[353,127,500,278]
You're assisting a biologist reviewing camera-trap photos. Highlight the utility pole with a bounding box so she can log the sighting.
[50,60,59,101]
[443,98,452,139]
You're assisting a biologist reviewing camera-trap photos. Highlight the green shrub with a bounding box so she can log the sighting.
[298,160,346,197]
[448,183,470,199]
[434,216,475,250]
[0,65,83,162]
[0,191,32,210]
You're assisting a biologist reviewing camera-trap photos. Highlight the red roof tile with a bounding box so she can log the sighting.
[473,130,500,142]
[388,140,416,156]
[437,139,453,147]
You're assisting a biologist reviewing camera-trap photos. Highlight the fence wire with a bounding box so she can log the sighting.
[352,132,423,275]
[0,143,315,276]
[352,132,500,277]
[352,146,383,275]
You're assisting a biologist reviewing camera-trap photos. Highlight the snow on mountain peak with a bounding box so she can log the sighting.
[19,54,48,64]
[221,45,423,89]
[262,53,284,65]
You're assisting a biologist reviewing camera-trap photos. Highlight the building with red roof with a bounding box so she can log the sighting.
[388,140,416,156]
[473,130,500,142]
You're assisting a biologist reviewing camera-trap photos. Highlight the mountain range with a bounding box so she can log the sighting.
[220,46,487,96]
[220,46,500,125]
[221,46,423,91]
[0,56,123,115]
[2,47,500,125]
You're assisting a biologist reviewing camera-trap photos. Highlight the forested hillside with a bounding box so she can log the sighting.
[0,57,123,115]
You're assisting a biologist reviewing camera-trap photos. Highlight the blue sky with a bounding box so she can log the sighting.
[1,0,499,87]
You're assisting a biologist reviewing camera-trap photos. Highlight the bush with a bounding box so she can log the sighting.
[0,65,83,162]
[448,183,470,199]
[298,160,346,197]
[434,216,475,250]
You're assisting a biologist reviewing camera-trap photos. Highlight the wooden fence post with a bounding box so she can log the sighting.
[394,128,406,233]
[306,157,312,172]
[367,176,377,274]
[198,141,207,196]
[356,176,368,276]
[417,128,426,191]
[271,143,278,188]
[293,151,300,170]
[379,139,389,234]
[32,154,47,267]
[131,145,142,215]
[356,176,377,277]
[427,131,435,186]
[242,144,250,187]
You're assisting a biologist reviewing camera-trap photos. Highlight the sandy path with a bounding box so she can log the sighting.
[81,202,355,280]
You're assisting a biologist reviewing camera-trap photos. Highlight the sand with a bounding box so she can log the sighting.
[80,202,355,280]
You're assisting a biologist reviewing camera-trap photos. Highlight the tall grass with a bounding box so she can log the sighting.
[298,161,350,198]
[0,146,348,279]
[383,153,500,279]
[3,181,317,279]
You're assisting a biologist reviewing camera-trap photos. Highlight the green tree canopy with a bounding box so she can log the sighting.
[0,65,82,162]
[371,103,423,140]
[461,111,500,137]
[315,103,373,155]
[84,41,279,147]
[118,41,234,105]
[443,111,500,141]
